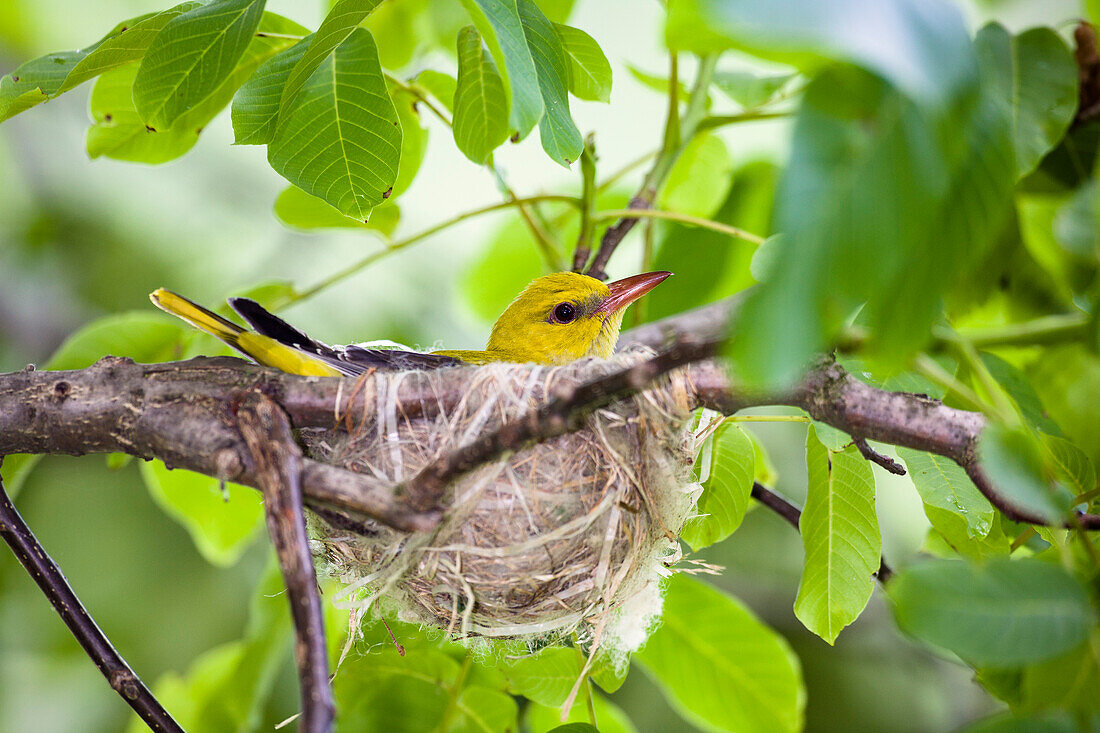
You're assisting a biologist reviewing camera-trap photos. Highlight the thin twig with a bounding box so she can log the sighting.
[585,54,719,280]
[238,394,334,733]
[750,481,894,583]
[853,438,906,476]
[0,472,184,732]
[285,194,580,306]
[592,208,765,244]
[572,134,599,272]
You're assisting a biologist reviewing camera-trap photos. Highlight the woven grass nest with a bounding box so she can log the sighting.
[303,346,700,661]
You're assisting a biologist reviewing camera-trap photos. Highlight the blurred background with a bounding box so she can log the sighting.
[0,0,1084,730]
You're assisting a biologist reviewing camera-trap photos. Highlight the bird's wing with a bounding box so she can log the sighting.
[228,297,462,375]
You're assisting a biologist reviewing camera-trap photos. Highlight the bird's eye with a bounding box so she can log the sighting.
[551,302,577,324]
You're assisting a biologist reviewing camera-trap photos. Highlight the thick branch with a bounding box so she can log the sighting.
[1,298,1097,531]
[238,394,333,733]
[0,473,183,732]
[0,357,439,532]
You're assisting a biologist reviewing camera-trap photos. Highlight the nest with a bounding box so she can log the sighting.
[304,346,699,662]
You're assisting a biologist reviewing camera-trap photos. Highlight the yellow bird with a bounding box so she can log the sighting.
[150,271,671,376]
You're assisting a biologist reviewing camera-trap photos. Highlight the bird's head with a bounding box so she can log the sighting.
[485,271,671,364]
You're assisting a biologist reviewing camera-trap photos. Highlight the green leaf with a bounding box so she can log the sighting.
[0,10,170,123]
[626,63,691,99]
[544,725,599,733]
[728,64,1012,386]
[416,69,457,114]
[665,0,976,107]
[712,69,793,109]
[526,693,637,733]
[133,0,266,130]
[523,686,638,726]
[1020,643,1100,715]
[897,447,994,539]
[452,686,519,732]
[658,132,733,218]
[0,454,42,500]
[974,23,1077,179]
[646,161,776,322]
[1053,180,1099,259]
[458,0,544,139]
[554,24,610,103]
[139,461,264,566]
[453,25,514,164]
[518,0,582,166]
[959,712,1079,733]
[89,17,300,163]
[636,575,805,733]
[268,28,401,219]
[56,3,204,97]
[0,2,202,122]
[681,422,754,551]
[276,0,384,124]
[1040,434,1096,497]
[503,647,582,707]
[978,424,1072,524]
[362,0,432,70]
[1030,345,1100,468]
[126,560,292,732]
[980,352,1061,435]
[337,653,456,729]
[274,184,399,233]
[890,558,1092,667]
[923,506,1009,561]
[231,35,311,145]
[794,427,880,644]
[0,51,83,122]
[46,312,188,369]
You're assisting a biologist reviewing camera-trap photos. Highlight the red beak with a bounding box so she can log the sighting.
[596,271,672,314]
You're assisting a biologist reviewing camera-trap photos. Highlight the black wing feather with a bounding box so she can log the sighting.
[227,297,461,374]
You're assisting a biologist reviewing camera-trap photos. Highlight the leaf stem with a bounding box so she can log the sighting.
[583,53,718,280]
[286,194,580,306]
[491,163,566,271]
[696,110,792,130]
[725,415,810,423]
[437,652,473,733]
[840,312,1090,353]
[383,71,453,127]
[912,354,990,415]
[592,209,765,243]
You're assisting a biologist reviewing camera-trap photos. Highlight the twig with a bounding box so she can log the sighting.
[695,110,791,131]
[572,134,599,272]
[853,438,906,476]
[238,394,334,733]
[591,208,765,244]
[0,472,184,732]
[750,481,894,583]
[585,54,719,281]
[397,335,722,511]
[284,194,580,307]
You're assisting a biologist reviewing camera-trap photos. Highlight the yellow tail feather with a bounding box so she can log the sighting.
[149,289,341,377]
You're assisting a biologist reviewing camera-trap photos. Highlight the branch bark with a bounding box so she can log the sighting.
[0,473,184,732]
[1,299,1097,533]
[237,394,334,733]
